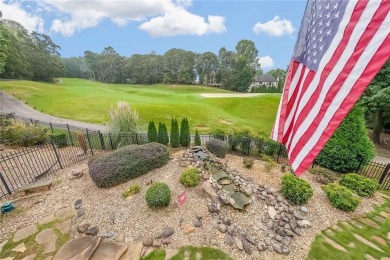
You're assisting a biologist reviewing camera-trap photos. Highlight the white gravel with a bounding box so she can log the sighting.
[0,151,386,260]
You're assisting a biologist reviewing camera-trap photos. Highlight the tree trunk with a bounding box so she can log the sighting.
[372,110,383,144]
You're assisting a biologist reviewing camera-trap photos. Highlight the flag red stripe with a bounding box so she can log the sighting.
[294,33,390,174]
[289,0,390,164]
[284,0,368,152]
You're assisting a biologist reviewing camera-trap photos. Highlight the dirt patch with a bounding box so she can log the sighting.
[200,93,264,98]
[219,119,234,125]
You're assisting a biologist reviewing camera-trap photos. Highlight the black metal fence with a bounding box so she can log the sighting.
[0,125,389,198]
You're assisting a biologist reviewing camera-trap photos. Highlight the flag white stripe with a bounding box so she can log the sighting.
[283,0,357,144]
[271,95,283,140]
[292,11,390,170]
[287,64,304,101]
[284,67,310,147]
[288,0,380,155]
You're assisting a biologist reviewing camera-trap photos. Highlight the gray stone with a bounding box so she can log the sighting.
[202,172,210,180]
[53,236,101,260]
[258,223,267,231]
[195,213,203,220]
[179,216,184,225]
[268,206,277,220]
[56,219,72,234]
[282,237,291,246]
[252,250,261,259]
[218,224,227,233]
[293,211,304,220]
[202,182,218,200]
[193,220,202,228]
[143,237,153,246]
[227,224,235,234]
[97,232,115,239]
[55,207,74,220]
[300,206,308,214]
[243,241,252,255]
[77,208,86,218]
[282,246,290,255]
[77,222,90,234]
[154,230,164,239]
[163,227,174,237]
[235,237,243,250]
[90,241,127,260]
[272,243,282,254]
[294,228,302,236]
[211,221,219,229]
[153,239,161,247]
[74,199,82,210]
[245,235,256,245]
[161,237,173,244]
[86,226,99,236]
[285,229,294,237]
[13,224,38,242]
[257,242,266,251]
[275,235,283,242]
[269,188,277,194]
[265,238,271,246]
[297,220,311,228]
[224,234,234,246]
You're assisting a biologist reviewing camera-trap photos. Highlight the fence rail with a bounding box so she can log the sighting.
[0,119,389,198]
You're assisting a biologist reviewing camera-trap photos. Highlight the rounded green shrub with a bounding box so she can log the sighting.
[206,138,229,158]
[243,158,254,169]
[89,142,169,187]
[145,182,171,208]
[309,167,339,184]
[339,173,379,197]
[322,183,361,211]
[180,168,200,187]
[281,174,313,205]
[315,106,375,173]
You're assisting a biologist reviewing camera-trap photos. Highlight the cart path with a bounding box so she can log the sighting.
[0,91,107,132]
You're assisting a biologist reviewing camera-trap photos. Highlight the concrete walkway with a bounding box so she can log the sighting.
[0,91,107,132]
[374,155,390,165]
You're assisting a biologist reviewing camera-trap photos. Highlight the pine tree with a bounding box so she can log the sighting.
[194,129,201,146]
[170,118,180,147]
[157,122,163,144]
[180,117,186,146]
[147,121,157,142]
[162,123,169,145]
[184,117,191,147]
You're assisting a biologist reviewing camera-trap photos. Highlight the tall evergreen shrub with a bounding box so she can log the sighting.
[147,121,157,142]
[315,105,375,172]
[161,123,169,145]
[180,117,191,147]
[170,118,180,148]
[194,129,201,146]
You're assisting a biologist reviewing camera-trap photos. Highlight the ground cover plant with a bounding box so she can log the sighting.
[339,173,379,197]
[88,142,169,187]
[180,168,200,187]
[281,174,313,205]
[322,183,361,211]
[1,78,280,135]
[145,182,171,208]
[121,184,141,198]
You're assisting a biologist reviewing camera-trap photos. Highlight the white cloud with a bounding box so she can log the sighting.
[32,0,225,37]
[0,0,45,32]
[253,16,295,37]
[258,56,274,68]
[139,5,226,37]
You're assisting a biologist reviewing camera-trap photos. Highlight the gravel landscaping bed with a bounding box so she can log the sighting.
[0,149,386,260]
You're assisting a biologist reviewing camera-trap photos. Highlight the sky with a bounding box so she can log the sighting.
[0,0,308,71]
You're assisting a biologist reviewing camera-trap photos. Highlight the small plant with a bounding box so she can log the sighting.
[206,138,229,158]
[309,167,339,184]
[262,155,277,172]
[0,121,48,147]
[322,183,361,211]
[194,129,201,146]
[145,182,171,208]
[121,184,141,198]
[148,121,158,142]
[281,174,313,205]
[180,168,200,187]
[108,101,139,134]
[242,158,254,169]
[76,132,88,154]
[339,173,379,197]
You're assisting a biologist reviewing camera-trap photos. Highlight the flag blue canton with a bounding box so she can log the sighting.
[294,0,348,71]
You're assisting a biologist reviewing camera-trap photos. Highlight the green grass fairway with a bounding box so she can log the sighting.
[1,78,281,135]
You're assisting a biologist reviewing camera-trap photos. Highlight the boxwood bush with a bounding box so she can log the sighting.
[309,167,339,184]
[281,174,313,205]
[322,183,361,211]
[145,182,171,208]
[206,138,229,158]
[339,173,379,197]
[180,168,200,187]
[89,142,169,187]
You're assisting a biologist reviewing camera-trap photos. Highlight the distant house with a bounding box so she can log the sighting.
[249,75,278,92]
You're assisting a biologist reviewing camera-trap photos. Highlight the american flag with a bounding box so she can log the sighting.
[271,0,390,175]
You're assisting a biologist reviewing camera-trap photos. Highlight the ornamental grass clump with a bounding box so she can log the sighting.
[145,182,171,208]
[322,183,361,211]
[339,173,379,197]
[242,158,254,169]
[108,101,139,134]
[206,138,229,158]
[180,168,200,187]
[281,174,313,205]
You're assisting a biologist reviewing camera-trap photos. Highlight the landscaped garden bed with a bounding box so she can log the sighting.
[0,147,387,259]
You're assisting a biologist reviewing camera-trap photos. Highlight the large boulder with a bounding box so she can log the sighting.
[89,142,169,187]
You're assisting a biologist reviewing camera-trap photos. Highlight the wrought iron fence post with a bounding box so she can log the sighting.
[86,128,94,155]
[379,163,390,185]
[50,140,63,169]
[98,130,105,150]
[30,118,33,124]
[0,171,12,195]
[277,143,283,164]
[49,122,54,133]
[135,133,139,145]
[66,124,74,146]
[108,133,114,150]
[355,155,365,173]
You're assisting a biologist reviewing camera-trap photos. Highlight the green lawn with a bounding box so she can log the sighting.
[1,78,281,135]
